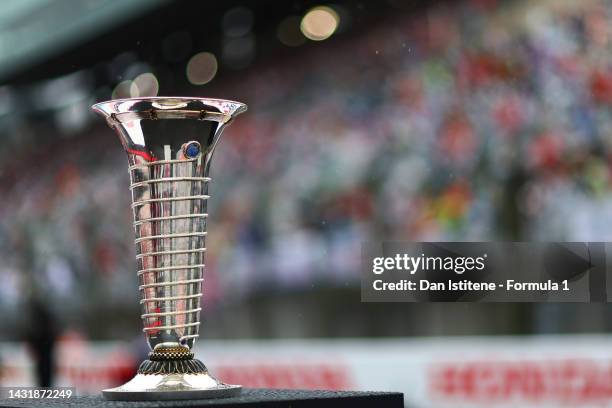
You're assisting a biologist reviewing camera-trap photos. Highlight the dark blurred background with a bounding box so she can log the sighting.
[2,0,612,404]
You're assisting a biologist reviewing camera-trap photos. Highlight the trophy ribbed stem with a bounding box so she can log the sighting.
[129,155,208,350]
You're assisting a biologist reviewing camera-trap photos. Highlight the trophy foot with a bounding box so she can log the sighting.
[103,351,241,400]
[102,372,242,400]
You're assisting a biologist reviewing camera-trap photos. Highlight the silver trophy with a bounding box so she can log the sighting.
[92,97,247,400]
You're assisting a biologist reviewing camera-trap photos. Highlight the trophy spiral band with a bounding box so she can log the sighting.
[92,97,247,400]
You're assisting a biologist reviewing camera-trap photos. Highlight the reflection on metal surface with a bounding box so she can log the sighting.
[92,97,246,399]
[102,373,241,400]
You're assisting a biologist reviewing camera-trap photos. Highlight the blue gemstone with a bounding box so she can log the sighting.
[185,142,200,158]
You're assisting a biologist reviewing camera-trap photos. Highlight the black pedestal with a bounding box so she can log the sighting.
[0,389,404,408]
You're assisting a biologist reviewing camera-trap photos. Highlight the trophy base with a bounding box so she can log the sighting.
[102,373,242,401]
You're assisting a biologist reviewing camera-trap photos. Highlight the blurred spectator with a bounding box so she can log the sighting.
[24,294,58,387]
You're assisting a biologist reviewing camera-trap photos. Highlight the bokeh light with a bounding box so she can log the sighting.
[186,52,218,85]
[130,72,159,97]
[111,80,132,99]
[222,7,254,38]
[300,6,339,41]
[222,35,255,69]
[277,16,306,47]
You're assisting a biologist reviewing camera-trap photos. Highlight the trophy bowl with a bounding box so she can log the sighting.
[92,97,247,400]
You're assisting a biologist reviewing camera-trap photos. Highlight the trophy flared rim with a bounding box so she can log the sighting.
[91,96,247,122]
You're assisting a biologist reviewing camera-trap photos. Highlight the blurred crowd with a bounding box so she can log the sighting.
[2,0,612,338]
